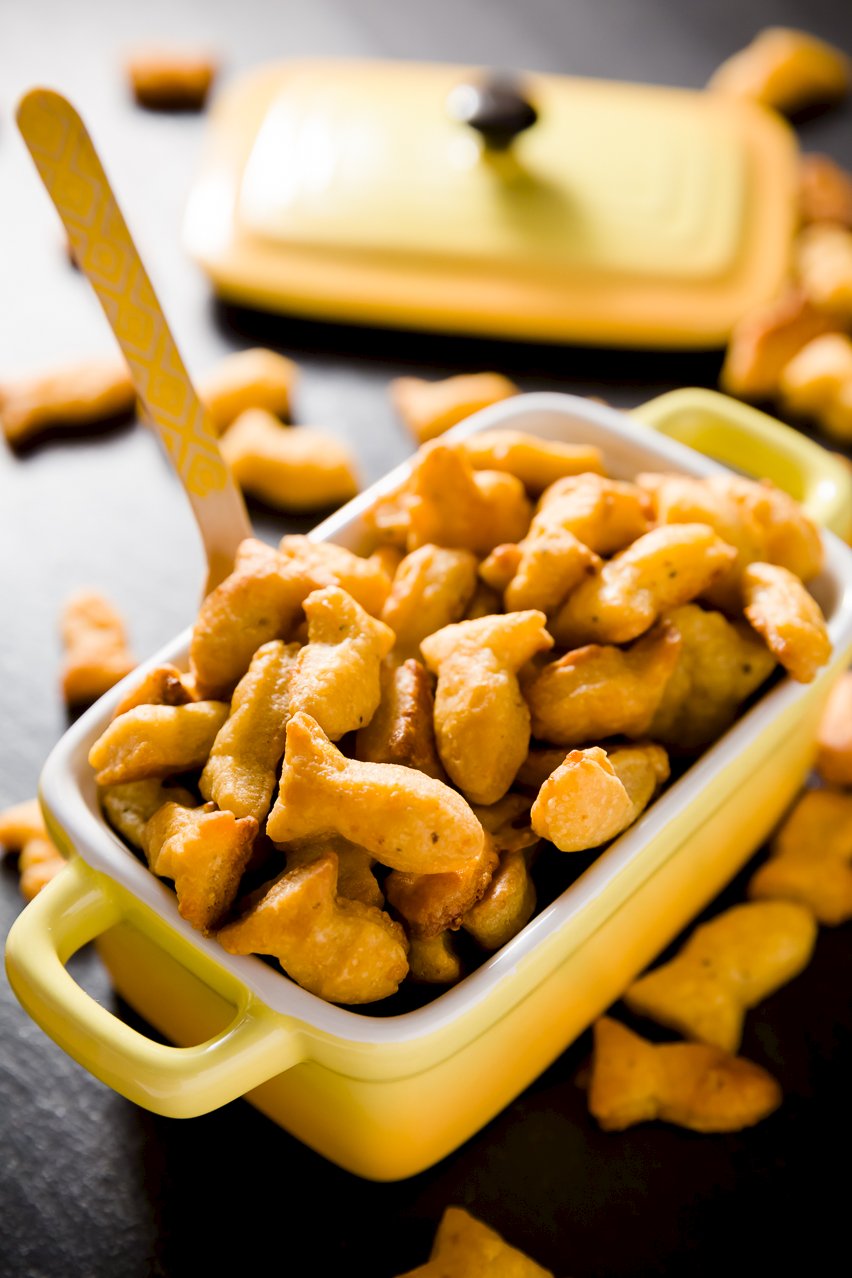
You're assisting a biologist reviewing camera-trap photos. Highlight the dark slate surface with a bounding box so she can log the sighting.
[1,1,851,1274]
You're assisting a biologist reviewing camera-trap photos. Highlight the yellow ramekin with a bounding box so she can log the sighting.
[7,390,852,1180]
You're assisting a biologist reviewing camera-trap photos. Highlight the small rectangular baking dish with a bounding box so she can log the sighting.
[7,389,852,1181]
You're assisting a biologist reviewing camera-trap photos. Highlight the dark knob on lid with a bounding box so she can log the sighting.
[447,76,538,151]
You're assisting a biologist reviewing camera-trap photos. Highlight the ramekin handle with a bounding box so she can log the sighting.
[5,857,302,1117]
[633,388,852,538]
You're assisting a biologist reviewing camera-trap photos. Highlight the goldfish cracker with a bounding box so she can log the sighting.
[530,747,635,853]
[550,524,737,647]
[421,611,554,805]
[458,428,604,492]
[707,27,850,114]
[816,672,852,785]
[18,838,66,901]
[191,535,392,700]
[405,443,532,554]
[407,933,463,986]
[144,801,257,933]
[267,713,485,875]
[288,586,394,740]
[496,472,652,614]
[111,663,195,719]
[381,544,478,657]
[531,744,667,853]
[125,47,217,109]
[100,779,195,849]
[88,700,229,786]
[355,658,445,780]
[588,1017,781,1134]
[649,605,777,750]
[742,562,831,683]
[284,836,384,909]
[717,475,824,583]
[538,474,652,555]
[220,409,359,512]
[190,539,310,699]
[0,801,66,902]
[720,287,835,400]
[218,852,409,1003]
[795,223,852,324]
[390,372,518,444]
[0,356,135,446]
[462,849,537,950]
[637,472,764,608]
[748,787,852,924]
[0,798,48,848]
[798,154,852,228]
[526,622,682,746]
[395,1205,553,1278]
[780,333,852,439]
[625,901,816,1052]
[59,591,136,706]
[200,641,300,824]
[385,835,499,938]
[199,348,298,433]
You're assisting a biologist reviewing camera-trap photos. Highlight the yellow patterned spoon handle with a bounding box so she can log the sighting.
[16,88,252,594]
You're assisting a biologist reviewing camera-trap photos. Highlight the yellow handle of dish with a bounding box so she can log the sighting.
[16,88,251,592]
[4,857,303,1117]
[634,388,852,539]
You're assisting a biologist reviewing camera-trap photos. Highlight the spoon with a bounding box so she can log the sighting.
[16,87,252,595]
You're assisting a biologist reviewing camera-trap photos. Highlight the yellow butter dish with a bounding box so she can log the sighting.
[7,390,852,1181]
[184,59,799,348]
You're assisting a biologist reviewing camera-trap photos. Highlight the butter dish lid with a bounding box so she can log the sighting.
[185,59,799,347]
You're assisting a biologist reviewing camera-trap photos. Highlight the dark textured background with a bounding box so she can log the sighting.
[2,2,851,1275]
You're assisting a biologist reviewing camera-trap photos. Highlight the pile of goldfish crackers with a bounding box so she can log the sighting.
[5,411,849,1147]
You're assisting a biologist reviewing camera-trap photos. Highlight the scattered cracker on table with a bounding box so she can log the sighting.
[795,223,852,326]
[624,900,817,1052]
[60,590,136,707]
[816,671,852,785]
[0,799,65,901]
[395,1204,553,1278]
[125,47,218,110]
[707,27,850,114]
[390,371,518,443]
[780,333,852,441]
[588,1017,782,1134]
[799,154,852,228]
[0,356,135,446]
[199,348,298,433]
[220,409,359,512]
[749,787,852,925]
[720,287,835,402]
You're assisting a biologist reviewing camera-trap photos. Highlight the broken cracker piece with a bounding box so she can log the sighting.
[144,800,257,933]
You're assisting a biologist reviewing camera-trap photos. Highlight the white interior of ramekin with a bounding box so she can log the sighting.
[38,393,852,1047]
